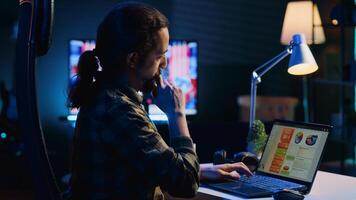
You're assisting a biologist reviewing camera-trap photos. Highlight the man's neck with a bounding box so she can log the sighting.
[128,70,143,92]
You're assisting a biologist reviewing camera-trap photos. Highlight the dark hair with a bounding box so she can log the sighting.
[68,2,169,109]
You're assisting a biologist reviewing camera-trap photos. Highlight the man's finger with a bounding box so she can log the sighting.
[164,79,173,90]
[229,171,241,180]
[233,163,254,177]
[155,75,164,88]
[220,170,240,180]
[167,79,175,87]
[223,163,253,177]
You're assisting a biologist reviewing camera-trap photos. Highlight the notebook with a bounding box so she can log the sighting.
[207,119,332,198]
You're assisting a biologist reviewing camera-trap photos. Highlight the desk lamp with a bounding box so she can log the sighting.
[248,33,319,146]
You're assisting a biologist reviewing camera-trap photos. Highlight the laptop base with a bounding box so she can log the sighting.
[207,182,273,198]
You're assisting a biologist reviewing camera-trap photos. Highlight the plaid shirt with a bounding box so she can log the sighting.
[70,78,200,200]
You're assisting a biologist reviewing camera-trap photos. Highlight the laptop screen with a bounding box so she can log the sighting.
[258,121,329,182]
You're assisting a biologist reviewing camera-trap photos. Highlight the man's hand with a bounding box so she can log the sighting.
[199,163,253,181]
[152,75,189,138]
[152,75,185,118]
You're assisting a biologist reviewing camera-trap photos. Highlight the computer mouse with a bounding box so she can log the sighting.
[273,190,305,200]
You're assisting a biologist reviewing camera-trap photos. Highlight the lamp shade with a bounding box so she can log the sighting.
[281,1,325,45]
[288,34,318,75]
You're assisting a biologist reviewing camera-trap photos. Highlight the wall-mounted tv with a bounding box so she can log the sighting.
[67,39,198,122]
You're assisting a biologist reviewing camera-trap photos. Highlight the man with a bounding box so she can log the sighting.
[68,2,252,199]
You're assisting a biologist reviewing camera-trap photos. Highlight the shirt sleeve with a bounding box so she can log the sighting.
[105,102,200,198]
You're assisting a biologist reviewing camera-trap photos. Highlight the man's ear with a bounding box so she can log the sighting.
[126,52,139,69]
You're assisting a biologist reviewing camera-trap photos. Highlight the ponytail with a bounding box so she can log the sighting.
[67,50,99,109]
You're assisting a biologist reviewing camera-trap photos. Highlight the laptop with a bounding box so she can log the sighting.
[206,119,332,198]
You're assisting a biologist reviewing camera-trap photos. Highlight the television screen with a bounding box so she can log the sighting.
[67,39,198,122]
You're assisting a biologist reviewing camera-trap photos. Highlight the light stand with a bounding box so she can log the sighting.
[248,48,292,132]
[247,34,319,148]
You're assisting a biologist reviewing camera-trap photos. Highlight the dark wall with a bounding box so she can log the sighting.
[170,0,287,66]
[168,0,301,122]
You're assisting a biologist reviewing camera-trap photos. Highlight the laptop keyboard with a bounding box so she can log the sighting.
[238,175,305,192]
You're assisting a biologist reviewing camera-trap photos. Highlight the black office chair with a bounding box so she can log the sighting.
[15,0,62,199]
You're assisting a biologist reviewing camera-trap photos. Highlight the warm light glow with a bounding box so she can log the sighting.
[332,19,338,25]
[281,1,325,45]
[288,63,318,75]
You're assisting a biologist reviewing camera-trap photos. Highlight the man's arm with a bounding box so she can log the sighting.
[106,103,199,198]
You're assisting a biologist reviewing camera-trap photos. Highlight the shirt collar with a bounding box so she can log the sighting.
[119,86,143,105]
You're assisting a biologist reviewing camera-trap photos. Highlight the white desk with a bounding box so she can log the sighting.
[196,171,356,200]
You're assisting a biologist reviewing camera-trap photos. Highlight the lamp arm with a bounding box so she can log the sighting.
[254,48,292,80]
[248,48,292,138]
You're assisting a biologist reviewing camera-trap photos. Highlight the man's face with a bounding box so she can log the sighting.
[138,27,169,92]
